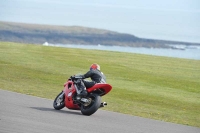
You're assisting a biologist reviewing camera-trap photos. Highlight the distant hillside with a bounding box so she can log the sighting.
[0,21,199,48]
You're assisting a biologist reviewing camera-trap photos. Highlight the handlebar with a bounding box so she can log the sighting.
[70,75,83,81]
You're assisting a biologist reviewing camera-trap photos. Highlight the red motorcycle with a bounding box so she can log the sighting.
[53,75,112,116]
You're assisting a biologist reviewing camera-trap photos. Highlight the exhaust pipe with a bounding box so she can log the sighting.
[100,102,107,107]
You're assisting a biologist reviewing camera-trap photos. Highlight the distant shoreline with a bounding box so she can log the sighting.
[1,21,200,49]
[42,43,200,60]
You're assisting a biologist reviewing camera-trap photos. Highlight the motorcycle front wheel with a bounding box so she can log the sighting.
[53,91,65,110]
[81,93,101,116]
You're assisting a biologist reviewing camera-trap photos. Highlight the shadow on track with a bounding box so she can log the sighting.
[30,107,82,115]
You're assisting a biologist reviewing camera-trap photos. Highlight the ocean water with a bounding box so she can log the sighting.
[44,43,200,60]
[0,0,200,43]
[1,0,200,60]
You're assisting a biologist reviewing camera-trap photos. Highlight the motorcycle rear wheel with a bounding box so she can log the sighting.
[81,93,101,116]
[53,91,65,110]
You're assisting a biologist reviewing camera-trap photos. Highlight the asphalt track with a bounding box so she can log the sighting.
[0,89,199,133]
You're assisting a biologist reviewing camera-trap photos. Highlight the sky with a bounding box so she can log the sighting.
[0,0,200,43]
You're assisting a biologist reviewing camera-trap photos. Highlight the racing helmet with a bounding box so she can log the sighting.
[90,63,100,71]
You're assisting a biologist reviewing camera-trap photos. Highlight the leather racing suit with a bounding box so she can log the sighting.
[81,69,106,88]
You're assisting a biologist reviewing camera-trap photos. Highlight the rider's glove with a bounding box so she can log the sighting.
[70,76,75,80]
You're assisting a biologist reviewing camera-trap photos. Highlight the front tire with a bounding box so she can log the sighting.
[53,91,65,110]
[81,93,101,116]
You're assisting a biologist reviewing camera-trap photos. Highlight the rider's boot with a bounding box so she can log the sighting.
[80,85,88,97]
[80,90,88,97]
[77,86,87,98]
[76,79,88,98]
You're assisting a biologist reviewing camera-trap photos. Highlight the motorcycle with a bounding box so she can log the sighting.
[53,75,112,116]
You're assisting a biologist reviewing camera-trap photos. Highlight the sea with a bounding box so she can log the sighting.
[1,0,200,60]
[1,0,200,43]
[43,43,200,60]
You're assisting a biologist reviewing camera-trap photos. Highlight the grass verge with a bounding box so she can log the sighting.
[0,42,200,127]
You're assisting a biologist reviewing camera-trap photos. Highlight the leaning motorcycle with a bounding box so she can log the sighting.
[53,75,112,116]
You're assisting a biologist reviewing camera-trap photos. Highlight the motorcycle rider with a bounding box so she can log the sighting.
[73,63,106,97]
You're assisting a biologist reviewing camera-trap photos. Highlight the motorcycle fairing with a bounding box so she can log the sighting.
[63,81,80,109]
[87,83,112,96]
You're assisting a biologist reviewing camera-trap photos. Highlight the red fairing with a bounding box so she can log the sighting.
[63,80,80,110]
[58,79,112,111]
[87,83,112,96]
[53,76,112,115]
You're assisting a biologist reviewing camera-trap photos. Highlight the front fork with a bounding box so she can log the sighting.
[59,91,65,98]
[56,91,64,103]
[74,84,82,94]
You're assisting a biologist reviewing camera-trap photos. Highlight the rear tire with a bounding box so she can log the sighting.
[81,93,101,116]
[53,91,65,110]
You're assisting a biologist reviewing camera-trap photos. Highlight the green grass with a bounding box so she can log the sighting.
[0,42,200,127]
